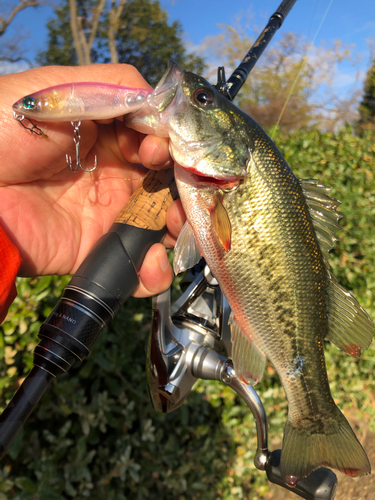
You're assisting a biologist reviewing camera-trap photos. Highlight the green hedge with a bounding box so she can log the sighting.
[0,125,374,499]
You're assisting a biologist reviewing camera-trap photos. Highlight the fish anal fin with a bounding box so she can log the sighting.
[230,315,265,386]
[173,221,202,275]
[281,406,371,485]
[208,193,231,252]
[326,271,374,356]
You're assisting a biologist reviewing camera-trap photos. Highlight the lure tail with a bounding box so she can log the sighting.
[280,406,371,487]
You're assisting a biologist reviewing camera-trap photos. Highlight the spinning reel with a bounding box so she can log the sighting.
[148,260,338,500]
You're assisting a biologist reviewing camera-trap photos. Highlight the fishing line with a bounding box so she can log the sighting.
[88,170,145,185]
[271,0,334,139]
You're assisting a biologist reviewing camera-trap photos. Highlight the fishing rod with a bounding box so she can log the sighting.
[219,0,298,100]
[1,2,336,498]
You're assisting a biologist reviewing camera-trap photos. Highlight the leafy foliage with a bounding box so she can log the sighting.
[37,0,205,87]
[0,125,374,499]
[357,58,375,132]
[36,0,80,67]
[98,0,205,87]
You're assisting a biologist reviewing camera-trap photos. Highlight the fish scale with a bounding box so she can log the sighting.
[127,60,373,486]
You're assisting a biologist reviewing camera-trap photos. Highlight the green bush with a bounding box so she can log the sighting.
[0,125,374,499]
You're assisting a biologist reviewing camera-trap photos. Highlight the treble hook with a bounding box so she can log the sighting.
[66,121,97,173]
[14,113,97,173]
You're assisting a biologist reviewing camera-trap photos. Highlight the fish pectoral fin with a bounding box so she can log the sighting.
[173,221,202,275]
[208,193,231,252]
[230,314,266,385]
[326,271,374,357]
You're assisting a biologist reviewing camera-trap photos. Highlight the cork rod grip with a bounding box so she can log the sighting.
[115,168,178,230]
[68,167,178,312]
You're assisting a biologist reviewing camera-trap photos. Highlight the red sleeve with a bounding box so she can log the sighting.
[0,225,22,324]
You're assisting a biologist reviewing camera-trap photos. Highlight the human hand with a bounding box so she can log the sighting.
[0,64,185,298]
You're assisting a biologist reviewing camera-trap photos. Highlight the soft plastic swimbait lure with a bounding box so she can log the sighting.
[12,82,152,122]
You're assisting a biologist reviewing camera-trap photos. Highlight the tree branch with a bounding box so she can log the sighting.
[70,0,107,65]
[0,54,33,65]
[108,0,127,63]
[0,0,40,37]
[70,0,86,64]
[88,0,106,48]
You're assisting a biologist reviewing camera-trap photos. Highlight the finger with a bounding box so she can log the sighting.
[133,243,174,298]
[115,121,143,164]
[167,200,186,238]
[25,64,151,92]
[138,135,173,170]
[162,200,186,248]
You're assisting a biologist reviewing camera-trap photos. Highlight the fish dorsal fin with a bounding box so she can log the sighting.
[173,221,202,275]
[208,193,231,252]
[326,271,374,357]
[299,179,342,265]
[300,179,374,355]
[230,313,266,385]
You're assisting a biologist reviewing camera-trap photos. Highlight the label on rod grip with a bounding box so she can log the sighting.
[42,299,104,354]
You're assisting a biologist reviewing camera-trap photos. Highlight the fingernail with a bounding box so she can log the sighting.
[155,159,174,169]
[157,249,170,273]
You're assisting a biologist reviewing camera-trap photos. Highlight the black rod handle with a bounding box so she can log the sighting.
[0,367,53,457]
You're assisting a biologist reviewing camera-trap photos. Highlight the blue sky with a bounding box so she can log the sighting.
[2,0,374,88]
[159,0,374,56]
[158,0,374,90]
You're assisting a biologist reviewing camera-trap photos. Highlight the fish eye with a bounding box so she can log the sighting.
[194,88,214,107]
[22,96,35,110]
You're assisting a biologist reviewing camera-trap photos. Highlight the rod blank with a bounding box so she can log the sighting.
[226,0,298,100]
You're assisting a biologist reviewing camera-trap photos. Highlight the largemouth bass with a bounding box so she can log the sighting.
[128,61,373,486]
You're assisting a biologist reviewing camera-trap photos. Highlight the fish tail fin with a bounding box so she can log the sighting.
[281,407,370,487]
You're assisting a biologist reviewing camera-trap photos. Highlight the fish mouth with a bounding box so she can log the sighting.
[149,60,183,112]
[183,166,242,189]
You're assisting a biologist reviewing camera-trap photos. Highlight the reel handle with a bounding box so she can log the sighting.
[266,449,337,500]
